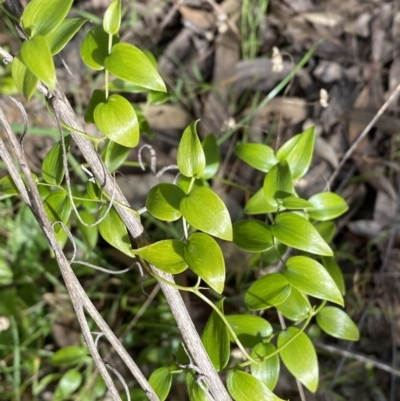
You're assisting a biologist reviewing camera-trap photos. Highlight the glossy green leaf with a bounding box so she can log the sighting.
[134,240,187,274]
[201,299,229,371]
[148,90,170,105]
[0,258,13,286]
[227,370,285,401]
[11,55,38,100]
[202,134,220,179]
[76,210,98,250]
[51,346,87,366]
[177,121,206,178]
[45,18,88,55]
[271,213,333,256]
[0,174,19,195]
[103,0,121,35]
[263,161,293,207]
[80,25,118,70]
[20,36,56,89]
[276,286,310,322]
[146,183,185,221]
[284,256,343,305]
[101,139,131,172]
[84,89,107,124]
[234,143,277,172]
[22,0,73,36]
[322,257,345,295]
[44,191,72,228]
[98,206,132,256]
[184,233,225,293]
[149,367,172,401]
[316,307,359,341]
[245,273,291,310]
[282,196,313,209]
[308,192,349,221]
[277,126,315,179]
[232,220,272,252]
[42,135,72,185]
[225,315,272,347]
[55,369,82,398]
[278,327,318,392]
[86,181,101,200]
[251,343,280,390]
[245,188,277,214]
[315,221,336,243]
[180,186,232,241]
[104,42,166,92]
[186,372,209,401]
[94,94,139,147]
[249,243,287,269]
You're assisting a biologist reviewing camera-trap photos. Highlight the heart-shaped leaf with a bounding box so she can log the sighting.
[316,307,359,341]
[20,36,56,89]
[308,192,349,221]
[234,143,277,172]
[275,286,310,322]
[104,42,166,92]
[11,55,38,100]
[180,186,232,241]
[22,0,73,36]
[271,212,333,256]
[177,121,206,178]
[184,233,225,293]
[251,343,280,391]
[233,220,273,252]
[134,240,187,274]
[84,89,107,123]
[284,256,343,305]
[278,327,318,392]
[94,94,139,147]
[148,367,172,401]
[103,0,122,35]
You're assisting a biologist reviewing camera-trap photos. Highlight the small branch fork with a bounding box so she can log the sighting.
[1,1,232,400]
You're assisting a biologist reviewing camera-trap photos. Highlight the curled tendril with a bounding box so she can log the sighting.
[138,143,178,177]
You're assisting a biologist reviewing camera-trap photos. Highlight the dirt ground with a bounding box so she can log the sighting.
[2,0,400,400]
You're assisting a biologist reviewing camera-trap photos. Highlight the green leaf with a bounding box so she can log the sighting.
[322,257,345,295]
[98,206,132,256]
[148,90,170,105]
[227,370,285,401]
[282,196,313,209]
[11,55,38,100]
[263,160,293,207]
[186,371,209,401]
[146,183,185,221]
[103,0,122,35]
[201,299,230,371]
[316,307,359,341]
[100,139,130,173]
[244,188,277,214]
[278,327,318,392]
[271,212,333,256]
[251,343,280,391]
[277,126,315,179]
[84,89,107,124]
[201,134,220,179]
[44,190,72,228]
[234,143,277,172]
[177,121,206,178]
[76,210,98,250]
[232,220,273,252]
[45,18,88,55]
[22,0,73,36]
[134,240,187,274]
[276,287,310,322]
[51,346,87,366]
[180,186,232,241]
[104,42,166,92]
[225,315,272,347]
[176,175,207,194]
[284,256,343,305]
[244,273,291,310]
[315,221,336,243]
[55,369,82,398]
[42,135,72,185]
[0,258,13,286]
[184,233,225,293]
[0,175,20,195]
[20,35,56,89]
[80,25,118,70]
[94,94,139,147]
[148,367,172,401]
[308,192,349,221]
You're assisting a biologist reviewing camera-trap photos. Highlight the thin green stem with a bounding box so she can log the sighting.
[10,316,21,401]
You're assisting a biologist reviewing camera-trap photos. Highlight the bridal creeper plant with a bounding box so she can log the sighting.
[0,0,360,400]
